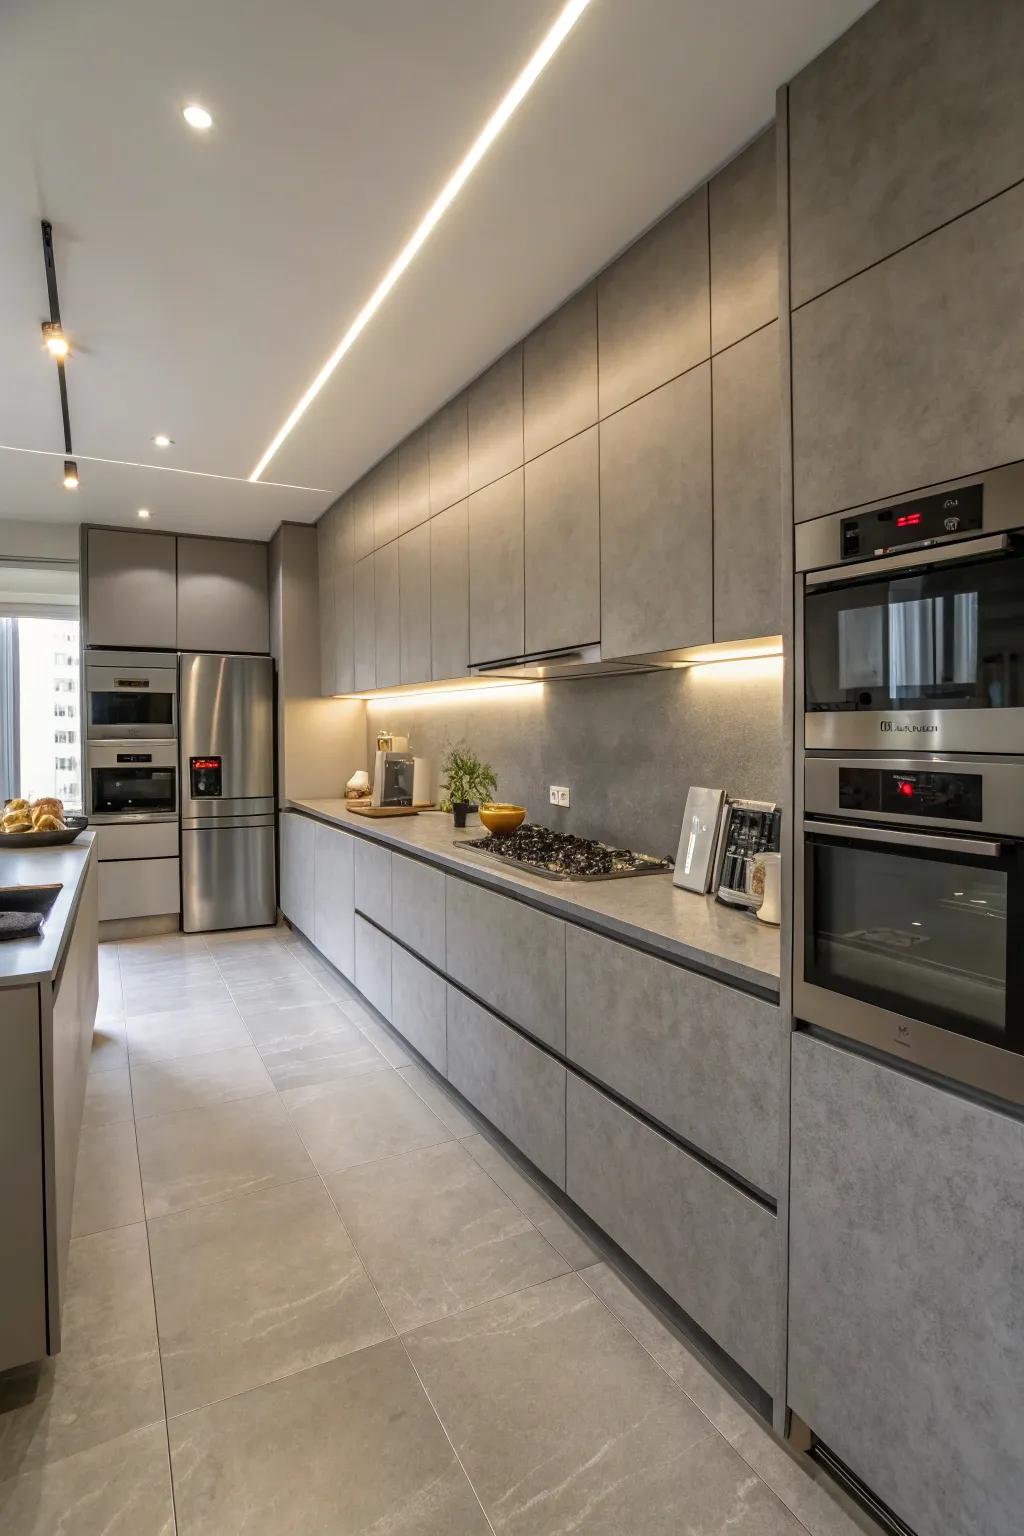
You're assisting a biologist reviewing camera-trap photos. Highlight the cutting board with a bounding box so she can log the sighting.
[347,804,434,818]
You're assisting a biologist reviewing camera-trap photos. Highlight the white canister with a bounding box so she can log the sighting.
[747,851,782,925]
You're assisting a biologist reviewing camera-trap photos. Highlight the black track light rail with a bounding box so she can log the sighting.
[41,219,73,457]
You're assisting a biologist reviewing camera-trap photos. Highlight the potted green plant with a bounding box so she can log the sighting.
[440,740,497,828]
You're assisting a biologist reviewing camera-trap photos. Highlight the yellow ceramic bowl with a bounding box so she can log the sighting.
[478,803,526,835]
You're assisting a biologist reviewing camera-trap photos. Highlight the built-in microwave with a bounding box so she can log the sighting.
[86,651,177,740]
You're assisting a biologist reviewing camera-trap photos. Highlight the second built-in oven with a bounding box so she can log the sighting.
[86,651,177,740]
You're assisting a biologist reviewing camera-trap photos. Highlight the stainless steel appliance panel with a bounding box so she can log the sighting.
[179,652,274,817]
[805,755,1024,837]
[181,820,276,932]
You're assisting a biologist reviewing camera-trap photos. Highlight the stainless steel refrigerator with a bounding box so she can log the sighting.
[179,652,276,932]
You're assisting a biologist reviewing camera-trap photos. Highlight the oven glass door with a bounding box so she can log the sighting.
[804,548,1024,714]
[91,766,177,816]
[804,824,1023,1051]
[89,690,175,731]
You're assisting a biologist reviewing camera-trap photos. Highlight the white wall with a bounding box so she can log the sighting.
[0,520,79,561]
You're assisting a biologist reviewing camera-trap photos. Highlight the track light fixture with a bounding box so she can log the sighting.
[63,460,79,490]
[42,321,69,359]
[41,221,77,491]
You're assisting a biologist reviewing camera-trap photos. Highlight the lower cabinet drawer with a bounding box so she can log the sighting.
[446,987,566,1188]
[391,853,445,969]
[566,1075,779,1391]
[99,858,180,921]
[390,945,446,1074]
[354,915,392,1021]
[354,839,392,929]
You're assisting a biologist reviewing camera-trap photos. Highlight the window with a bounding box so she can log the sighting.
[0,613,83,811]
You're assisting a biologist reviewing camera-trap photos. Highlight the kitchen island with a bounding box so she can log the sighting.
[0,833,98,1370]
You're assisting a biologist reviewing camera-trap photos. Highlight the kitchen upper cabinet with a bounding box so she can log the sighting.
[597,189,709,419]
[373,541,400,690]
[176,537,269,654]
[599,365,712,659]
[467,347,523,493]
[789,1033,1024,1536]
[524,427,599,656]
[85,527,177,649]
[429,500,469,682]
[333,497,355,695]
[709,127,777,353]
[712,322,781,642]
[792,181,1024,521]
[468,469,524,665]
[351,477,374,563]
[316,510,338,695]
[398,523,431,685]
[353,554,375,691]
[428,393,469,515]
[398,424,430,535]
[523,283,597,462]
[788,0,1024,308]
[371,452,399,549]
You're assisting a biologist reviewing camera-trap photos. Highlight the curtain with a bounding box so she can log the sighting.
[0,616,20,802]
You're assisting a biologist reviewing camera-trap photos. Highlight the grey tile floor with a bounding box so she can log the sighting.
[0,924,880,1535]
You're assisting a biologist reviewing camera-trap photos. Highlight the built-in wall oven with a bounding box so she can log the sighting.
[87,740,179,824]
[86,651,177,740]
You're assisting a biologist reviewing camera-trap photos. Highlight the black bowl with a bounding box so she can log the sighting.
[0,814,89,849]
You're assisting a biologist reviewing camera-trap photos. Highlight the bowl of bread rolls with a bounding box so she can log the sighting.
[1,797,89,848]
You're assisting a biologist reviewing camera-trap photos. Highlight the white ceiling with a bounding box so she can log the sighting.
[0,0,872,538]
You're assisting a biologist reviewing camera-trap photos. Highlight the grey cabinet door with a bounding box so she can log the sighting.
[789,1034,1024,1536]
[468,469,524,665]
[597,189,709,419]
[391,852,445,969]
[566,1076,778,1391]
[429,394,469,515]
[523,283,598,462]
[354,914,392,1021]
[280,811,315,938]
[0,987,47,1370]
[792,182,1024,521]
[566,926,781,1194]
[429,501,469,682]
[524,427,599,655]
[354,838,392,929]
[391,946,446,1074]
[176,537,269,655]
[351,478,375,564]
[313,821,354,980]
[353,555,376,692]
[398,425,430,535]
[788,0,1024,308]
[712,323,781,643]
[398,524,431,686]
[371,452,399,549]
[445,877,565,1052]
[709,128,777,354]
[467,347,523,493]
[333,559,355,697]
[599,365,712,658]
[316,511,338,696]
[373,542,401,691]
[85,528,177,649]
[446,987,566,1188]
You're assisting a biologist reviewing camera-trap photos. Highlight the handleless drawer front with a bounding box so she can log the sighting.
[566,1076,778,1390]
[391,853,445,969]
[354,914,392,1022]
[391,946,446,1074]
[446,988,565,1188]
[566,927,781,1194]
[445,877,565,1051]
[313,823,355,981]
[99,858,180,922]
[354,839,392,929]
[280,812,316,937]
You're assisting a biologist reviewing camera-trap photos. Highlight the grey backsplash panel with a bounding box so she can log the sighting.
[366,662,782,857]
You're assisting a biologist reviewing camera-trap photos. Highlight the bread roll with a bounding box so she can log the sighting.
[6,797,29,812]
[2,817,32,833]
[33,813,65,832]
[32,797,64,821]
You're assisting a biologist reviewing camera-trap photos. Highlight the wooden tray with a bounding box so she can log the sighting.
[347,804,432,818]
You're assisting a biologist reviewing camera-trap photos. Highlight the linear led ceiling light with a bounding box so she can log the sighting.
[249,0,593,482]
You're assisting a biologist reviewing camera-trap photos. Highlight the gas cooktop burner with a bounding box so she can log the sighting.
[459,824,671,882]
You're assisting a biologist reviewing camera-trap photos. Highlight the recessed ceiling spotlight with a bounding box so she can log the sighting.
[152,434,173,448]
[42,321,70,359]
[137,508,151,519]
[63,459,79,489]
[182,104,213,130]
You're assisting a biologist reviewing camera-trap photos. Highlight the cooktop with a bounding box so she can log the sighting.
[459,824,671,882]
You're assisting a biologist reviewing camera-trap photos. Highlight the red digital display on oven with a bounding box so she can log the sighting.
[897,780,915,797]
[896,511,923,528]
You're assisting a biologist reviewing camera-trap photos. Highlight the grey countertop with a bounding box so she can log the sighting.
[288,800,780,995]
[0,832,97,989]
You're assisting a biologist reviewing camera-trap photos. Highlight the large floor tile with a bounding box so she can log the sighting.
[130,1043,273,1119]
[150,1177,392,1415]
[118,932,209,963]
[281,1072,452,1176]
[405,1271,745,1536]
[397,1062,479,1138]
[136,1094,311,1218]
[463,1131,600,1270]
[125,1008,252,1064]
[328,1140,568,1333]
[71,1120,144,1237]
[346,1008,414,1067]
[228,973,332,1019]
[0,1224,163,1477]
[0,1421,174,1535]
[122,978,233,1017]
[246,1003,388,1091]
[88,1020,128,1075]
[81,1065,134,1129]
[168,1340,490,1536]
[213,946,310,984]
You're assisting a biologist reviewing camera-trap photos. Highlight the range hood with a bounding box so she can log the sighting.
[471,644,663,681]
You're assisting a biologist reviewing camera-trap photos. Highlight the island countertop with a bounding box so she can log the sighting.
[0,832,98,989]
[287,799,780,996]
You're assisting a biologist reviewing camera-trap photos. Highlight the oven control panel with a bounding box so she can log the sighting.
[190,756,223,797]
[840,483,982,559]
[838,767,983,822]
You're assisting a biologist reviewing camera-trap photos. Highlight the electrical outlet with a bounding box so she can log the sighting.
[550,785,571,808]
[549,785,560,805]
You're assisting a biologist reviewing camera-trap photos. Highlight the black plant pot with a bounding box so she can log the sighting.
[452,801,477,829]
